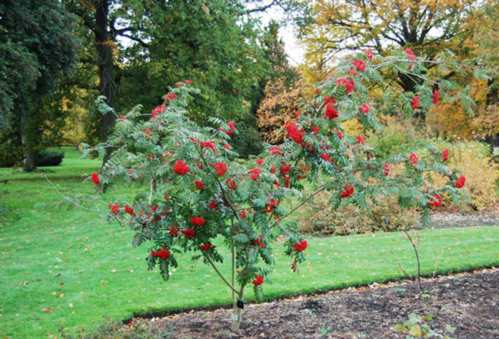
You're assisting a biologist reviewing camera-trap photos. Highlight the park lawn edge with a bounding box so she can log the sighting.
[79,224,498,337]
[125,261,499,322]
[2,217,498,338]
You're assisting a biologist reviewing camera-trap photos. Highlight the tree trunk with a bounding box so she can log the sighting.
[19,99,36,172]
[94,0,115,144]
[93,0,116,178]
[486,79,497,106]
[231,304,242,332]
[231,284,245,332]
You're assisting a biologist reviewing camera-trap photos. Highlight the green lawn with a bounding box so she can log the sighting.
[0,150,498,337]
[0,147,100,181]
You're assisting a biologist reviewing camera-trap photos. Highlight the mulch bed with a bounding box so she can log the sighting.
[123,268,499,338]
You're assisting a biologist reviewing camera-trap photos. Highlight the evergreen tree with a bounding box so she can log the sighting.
[262,20,297,86]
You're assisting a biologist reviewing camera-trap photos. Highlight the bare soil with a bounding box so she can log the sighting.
[122,268,499,338]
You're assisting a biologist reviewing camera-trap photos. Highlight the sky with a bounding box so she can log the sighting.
[253,6,305,65]
[277,20,305,65]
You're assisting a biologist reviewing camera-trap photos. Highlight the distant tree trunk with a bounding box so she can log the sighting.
[486,79,497,106]
[94,0,115,150]
[19,99,37,172]
[484,79,498,148]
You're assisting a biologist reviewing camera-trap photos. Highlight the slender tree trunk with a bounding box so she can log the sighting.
[231,285,245,332]
[230,241,242,332]
[231,304,242,332]
[403,229,422,293]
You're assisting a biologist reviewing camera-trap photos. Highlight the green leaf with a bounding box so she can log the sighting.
[473,68,490,80]
[408,324,422,337]
[132,233,145,247]
[233,233,249,243]
[393,323,408,333]
[445,324,456,334]
[252,198,266,209]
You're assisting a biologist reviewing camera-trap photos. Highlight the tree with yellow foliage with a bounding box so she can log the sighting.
[256,79,306,143]
[299,0,497,139]
[299,0,480,91]
[426,1,498,141]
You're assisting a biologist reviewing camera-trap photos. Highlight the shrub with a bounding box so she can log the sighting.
[367,116,424,158]
[296,191,419,235]
[298,139,496,235]
[35,150,64,167]
[426,78,499,141]
[256,78,305,143]
[370,121,497,211]
[424,141,497,211]
[0,128,22,167]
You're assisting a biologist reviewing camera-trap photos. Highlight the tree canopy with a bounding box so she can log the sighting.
[0,0,78,170]
[59,0,301,157]
[299,0,482,90]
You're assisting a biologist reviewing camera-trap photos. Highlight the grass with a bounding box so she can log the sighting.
[0,150,498,337]
[0,147,100,181]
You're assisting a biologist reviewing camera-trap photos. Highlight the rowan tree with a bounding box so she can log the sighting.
[88,49,472,332]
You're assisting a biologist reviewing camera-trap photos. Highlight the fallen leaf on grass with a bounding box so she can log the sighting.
[42,307,53,313]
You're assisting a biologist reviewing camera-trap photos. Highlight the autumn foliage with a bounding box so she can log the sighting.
[256,78,306,143]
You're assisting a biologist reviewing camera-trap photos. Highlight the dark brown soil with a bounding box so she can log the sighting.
[121,268,499,338]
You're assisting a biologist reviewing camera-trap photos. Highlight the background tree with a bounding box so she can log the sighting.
[261,20,298,86]
[62,0,303,157]
[256,79,305,143]
[66,0,129,151]
[299,0,480,92]
[242,0,305,15]
[115,0,273,156]
[255,20,301,144]
[0,0,78,170]
[426,1,498,142]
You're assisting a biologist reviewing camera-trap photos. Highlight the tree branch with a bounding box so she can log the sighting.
[203,252,240,296]
[381,31,405,46]
[114,26,133,35]
[117,33,149,48]
[269,184,328,231]
[245,0,280,14]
